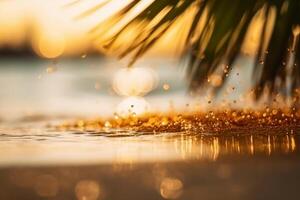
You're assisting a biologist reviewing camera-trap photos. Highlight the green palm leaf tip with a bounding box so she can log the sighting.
[89,0,300,100]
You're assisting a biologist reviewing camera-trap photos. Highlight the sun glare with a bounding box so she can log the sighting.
[112,67,158,96]
[38,34,65,58]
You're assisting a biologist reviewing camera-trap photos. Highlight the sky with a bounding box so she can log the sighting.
[0,0,264,59]
[0,0,187,59]
[0,0,107,58]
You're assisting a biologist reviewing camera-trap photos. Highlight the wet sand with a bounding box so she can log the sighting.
[1,153,300,200]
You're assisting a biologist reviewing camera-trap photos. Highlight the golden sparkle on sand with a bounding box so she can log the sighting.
[49,61,300,135]
[55,108,300,134]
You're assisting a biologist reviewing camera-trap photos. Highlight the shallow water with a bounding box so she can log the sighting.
[0,122,300,200]
[0,122,299,166]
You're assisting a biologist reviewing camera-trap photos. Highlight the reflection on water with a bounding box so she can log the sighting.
[0,125,299,166]
[0,128,300,200]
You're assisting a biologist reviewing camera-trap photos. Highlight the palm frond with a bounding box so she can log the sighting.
[78,0,300,100]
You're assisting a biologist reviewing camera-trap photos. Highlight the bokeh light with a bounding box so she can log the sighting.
[75,180,101,200]
[112,67,158,97]
[160,177,183,199]
[34,174,59,198]
[38,33,65,58]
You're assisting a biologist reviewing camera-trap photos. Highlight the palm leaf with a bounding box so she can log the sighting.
[76,0,300,101]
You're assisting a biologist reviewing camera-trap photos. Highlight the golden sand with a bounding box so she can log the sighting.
[55,108,300,134]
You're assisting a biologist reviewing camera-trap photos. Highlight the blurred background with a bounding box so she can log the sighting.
[0,0,262,57]
[0,0,186,121]
[0,0,257,121]
[0,0,190,58]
